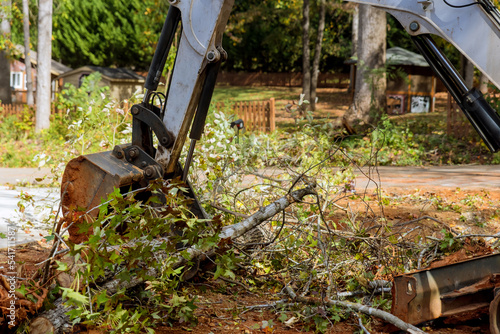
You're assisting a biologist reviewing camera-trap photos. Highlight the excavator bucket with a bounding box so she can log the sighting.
[60,149,146,243]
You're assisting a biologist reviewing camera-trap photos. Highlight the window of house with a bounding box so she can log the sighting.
[10,72,23,89]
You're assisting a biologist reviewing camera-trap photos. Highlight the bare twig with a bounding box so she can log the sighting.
[358,314,371,334]
[210,203,249,218]
[395,215,459,235]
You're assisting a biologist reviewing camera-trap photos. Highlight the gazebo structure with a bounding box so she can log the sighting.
[385,46,440,114]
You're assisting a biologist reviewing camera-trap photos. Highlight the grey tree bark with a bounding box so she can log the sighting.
[347,4,358,94]
[0,0,12,104]
[309,0,326,111]
[301,0,311,102]
[35,0,53,131]
[479,72,489,94]
[22,0,34,106]
[460,54,474,89]
[343,5,386,130]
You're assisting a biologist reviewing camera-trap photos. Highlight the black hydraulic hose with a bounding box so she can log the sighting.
[144,6,181,92]
[412,35,468,102]
[190,61,222,141]
[182,60,222,181]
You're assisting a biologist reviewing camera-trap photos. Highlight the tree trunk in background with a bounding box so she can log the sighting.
[301,0,311,102]
[309,0,326,111]
[22,0,34,106]
[347,4,358,94]
[36,0,53,131]
[0,0,12,104]
[343,5,386,130]
[479,72,489,94]
[460,54,474,89]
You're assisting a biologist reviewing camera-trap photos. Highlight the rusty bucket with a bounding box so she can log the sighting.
[60,150,145,243]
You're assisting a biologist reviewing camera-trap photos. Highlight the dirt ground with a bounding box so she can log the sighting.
[1,184,500,333]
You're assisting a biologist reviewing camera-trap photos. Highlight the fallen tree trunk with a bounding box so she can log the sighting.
[30,186,316,334]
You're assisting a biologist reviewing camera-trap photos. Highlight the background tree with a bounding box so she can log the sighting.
[460,55,474,89]
[51,0,169,69]
[347,4,358,94]
[302,0,342,110]
[224,0,303,72]
[0,0,12,104]
[35,0,52,131]
[309,0,326,110]
[301,0,311,101]
[343,4,386,130]
[22,0,33,105]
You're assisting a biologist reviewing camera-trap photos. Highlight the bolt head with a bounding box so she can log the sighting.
[131,106,139,115]
[206,50,220,63]
[129,148,139,159]
[409,22,420,32]
[113,146,124,159]
[144,166,154,178]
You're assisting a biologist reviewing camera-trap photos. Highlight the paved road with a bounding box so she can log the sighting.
[0,165,499,246]
[353,165,500,190]
[0,186,59,246]
[0,168,57,246]
[249,165,500,190]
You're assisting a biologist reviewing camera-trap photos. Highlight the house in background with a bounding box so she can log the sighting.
[56,66,145,102]
[10,45,72,103]
[385,47,445,114]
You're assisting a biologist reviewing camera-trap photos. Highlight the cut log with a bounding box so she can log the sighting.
[30,299,74,334]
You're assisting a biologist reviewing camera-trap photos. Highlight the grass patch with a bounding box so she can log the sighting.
[213,85,300,102]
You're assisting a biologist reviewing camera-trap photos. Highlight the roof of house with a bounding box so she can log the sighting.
[345,47,430,68]
[87,66,145,81]
[386,47,429,67]
[57,66,145,82]
[14,44,72,76]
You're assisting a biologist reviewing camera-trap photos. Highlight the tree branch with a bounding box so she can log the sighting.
[284,286,426,334]
[30,186,316,333]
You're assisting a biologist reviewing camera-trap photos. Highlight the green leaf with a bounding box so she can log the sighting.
[60,287,89,305]
[95,290,109,305]
[56,260,69,272]
[16,285,27,297]
[251,323,260,330]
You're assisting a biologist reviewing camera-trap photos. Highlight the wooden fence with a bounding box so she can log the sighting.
[0,102,133,121]
[0,103,29,118]
[216,98,275,132]
[0,103,66,119]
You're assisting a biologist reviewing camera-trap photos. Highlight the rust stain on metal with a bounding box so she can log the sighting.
[392,253,500,326]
